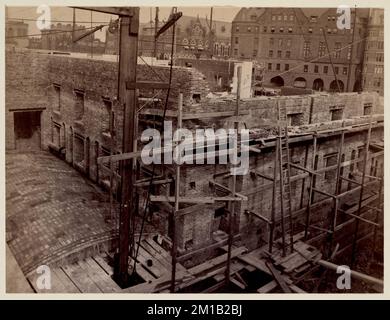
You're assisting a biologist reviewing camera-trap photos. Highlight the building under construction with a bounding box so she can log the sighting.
[5,7,384,294]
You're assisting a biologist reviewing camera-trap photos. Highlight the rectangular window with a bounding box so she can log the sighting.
[308,28,313,33]
[363,103,372,115]
[272,15,276,21]
[289,15,294,21]
[286,39,291,47]
[276,63,281,71]
[278,39,283,47]
[269,38,274,45]
[347,46,352,60]
[263,26,268,32]
[247,26,252,32]
[288,27,293,33]
[334,66,339,74]
[53,84,61,111]
[343,67,348,75]
[314,65,319,73]
[304,65,308,72]
[285,51,291,58]
[323,65,328,74]
[253,50,258,57]
[310,16,317,22]
[102,98,114,134]
[235,26,239,32]
[303,41,310,58]
[285,64,289,71]
[235,37,238,44]
[279,27,284,33]
[334,42,341,58]
[234,49,238,56]
[318,41,326,57]
[269,50,273,57]
[74,89,85,120]
[268,63,272,71]
[288,113,303,126]
[277,50,282,58]
[324,152,338,180]
[330,108,343,121]
[271,27,275,33]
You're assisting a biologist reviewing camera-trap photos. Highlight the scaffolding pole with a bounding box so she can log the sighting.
[170,93,182,292]
[226,66,241,285]
[351,115,373,267]
[304,134,317,239]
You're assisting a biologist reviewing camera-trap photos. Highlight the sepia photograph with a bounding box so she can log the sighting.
[4,4,384,295]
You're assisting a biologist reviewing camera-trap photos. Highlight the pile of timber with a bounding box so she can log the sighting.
[270,241,322,279]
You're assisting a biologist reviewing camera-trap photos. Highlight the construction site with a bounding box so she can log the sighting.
[5,7,384,294]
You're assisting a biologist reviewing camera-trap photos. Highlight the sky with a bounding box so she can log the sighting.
[6,6,240,41]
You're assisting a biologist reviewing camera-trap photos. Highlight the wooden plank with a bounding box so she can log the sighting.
[84,258,122,292]
[141,240,171,271]
[129,258,156,283]
[93,255,114,275]
[61,263,102,293]
[182,110,249,120]
[188,247,247,275]
[136,243,169,275]
[150,195,245,203]
[78,259,121,293]
[132,247,164,278]
[51,268,80,293]
[27,267,75,293]
[230,277,246,290]
[266,262,292,293]
[257,280,278,293]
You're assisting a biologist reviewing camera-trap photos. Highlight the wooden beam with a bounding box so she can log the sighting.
[134,178,172,187]
[126,81,170,90]
[209,181,247,199]
[149,195,246,204]
[266,261,292,293]
[72,7,134,16]
[342,211,380,227]
[312,188,336,199]
[246,210,272,225]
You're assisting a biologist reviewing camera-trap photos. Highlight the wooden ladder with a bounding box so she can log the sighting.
[277,101,294,255]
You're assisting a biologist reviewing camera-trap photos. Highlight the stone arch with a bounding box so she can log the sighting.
[329,80,344,92]
[312,78,324,91]
[293,77,307,88]
[270,76,284,87]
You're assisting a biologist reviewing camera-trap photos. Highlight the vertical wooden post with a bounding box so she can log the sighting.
[154,7,159,59]
[304,134,317,239]
[226,66,241,285]
[171,93,182,293]
[114,8,139,287]
[351,116,373,267]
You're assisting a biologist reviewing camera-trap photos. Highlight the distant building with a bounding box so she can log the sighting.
[105,15,231,60]
[41,23,105,54]
[231,8,381,93]
[361,8,384,95]
[6,20,29,48]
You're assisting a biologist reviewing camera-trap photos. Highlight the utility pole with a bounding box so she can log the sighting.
[346,6,357,92]
[72,8,75,52]
[114,7,139,288]
[209,7,214,58]
[154,7,159,58]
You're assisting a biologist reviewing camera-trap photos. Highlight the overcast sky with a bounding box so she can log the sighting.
[6,6,240,41]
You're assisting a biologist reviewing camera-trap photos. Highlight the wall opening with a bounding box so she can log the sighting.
[13,111,42,151]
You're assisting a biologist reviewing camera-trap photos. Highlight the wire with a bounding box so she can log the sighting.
[6,17,111,24]
[131,9,177,277]
[5,24,108,39]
